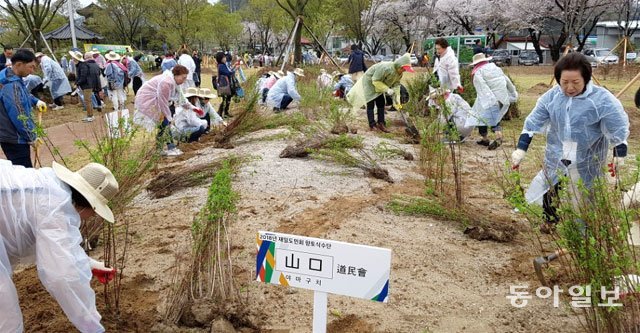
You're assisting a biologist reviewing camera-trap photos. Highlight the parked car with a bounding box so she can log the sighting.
[583,48,619,66]
[518,51,539,66]
[410,54,419,65]
[490,49,512,66]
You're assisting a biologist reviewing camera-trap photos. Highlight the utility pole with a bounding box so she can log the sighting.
[67,0,77,49]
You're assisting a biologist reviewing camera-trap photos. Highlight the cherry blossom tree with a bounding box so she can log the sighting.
[376,0,431,52]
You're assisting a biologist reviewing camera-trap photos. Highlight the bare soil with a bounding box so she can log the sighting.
[11,71,596,332]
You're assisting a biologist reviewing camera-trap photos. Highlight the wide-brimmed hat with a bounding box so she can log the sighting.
[470,53,492,66]
[198,88,217,99]
[35,52,45,58]
[52,161,119,223]
[68,50,84,62]
[105,51,121,61]
[292,68,305,77]
[91,48,100,53]
[331,70,342,77]
[184,87,199,98]
[274,70,284,79]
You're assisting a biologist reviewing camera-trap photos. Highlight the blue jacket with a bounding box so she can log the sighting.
[0,68,38,144]
[104,62,126,89]
[348,50,367,74]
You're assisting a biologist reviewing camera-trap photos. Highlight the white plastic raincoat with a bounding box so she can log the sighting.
[429,93,474,138]
[465,62,517,127]
[40,55,71,99]
[177,54,196,88]
[521,83,629,202]
[0,160,103,333]
[433,47,461,90]
[266,72,301,107]
[171,106,207,138]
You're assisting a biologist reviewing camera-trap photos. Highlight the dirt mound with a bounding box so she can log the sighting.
[527,83,551,94]
[15,267,158,332]
[327,314,375,333]
[463,224,516,242]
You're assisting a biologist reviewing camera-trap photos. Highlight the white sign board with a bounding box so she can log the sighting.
[256,231,391,302]
[627,53,637,60]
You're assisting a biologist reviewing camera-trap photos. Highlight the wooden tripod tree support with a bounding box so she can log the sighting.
[275,16,342,72]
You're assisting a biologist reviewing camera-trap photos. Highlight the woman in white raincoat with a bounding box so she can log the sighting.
[465,53,518,150]
[134,65,198,156]
[35,52,71,110]
[510,53,629,232]
[433,38,463,93]
[428,88,474,142]
[266,68,304,112]
[0,160,119,332]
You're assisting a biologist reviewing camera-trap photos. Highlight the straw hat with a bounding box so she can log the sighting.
[52,161,119,223]
[105,51,121,61]
[198,88,217,99]
[292,68,305,77]
[184,87,199,98]
[34,52,45,58]
[273,70,284,79]
[470,53,492,66]
[68,50,84,62]
[331,70,342,77]
[91,48,100,54]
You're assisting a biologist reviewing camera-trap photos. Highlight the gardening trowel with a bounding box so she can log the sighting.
[533,251,561,286]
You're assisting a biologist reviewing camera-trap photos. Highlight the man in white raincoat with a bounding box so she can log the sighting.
[266,68,304,112]
[0,160,119,332]
[465,53,518,150]
[35,52,71,111]
[511,53,629,233]
[433,38,463,93]
[177,49,196,88]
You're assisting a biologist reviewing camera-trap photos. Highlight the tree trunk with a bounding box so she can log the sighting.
[293,17,303,65]
[549,32,567,63]
[528,29,544,64]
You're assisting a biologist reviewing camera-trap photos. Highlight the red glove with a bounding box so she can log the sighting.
[457,86,464,94]
[90,259,116,284]
[608,163,616,177]
[194,108,205,117]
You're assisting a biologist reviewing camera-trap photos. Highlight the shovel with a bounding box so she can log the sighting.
[395,104,420,139]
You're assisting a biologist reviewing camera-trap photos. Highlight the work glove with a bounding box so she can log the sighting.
[511,149,526,169]
[36,100,47,113]
[194,108,205,117]
[386,88,394,96]
[89,258,116,284]
[608,157,625,177]
[29,137,44,147]
[457,86,464,94]
[222,120,228,127]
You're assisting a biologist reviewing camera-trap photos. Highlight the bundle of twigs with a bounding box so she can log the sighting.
[279,132,331,158]
[211,93,261,147]
[146,157,242,198]
[163,162,240,324]
[314,147,394,183]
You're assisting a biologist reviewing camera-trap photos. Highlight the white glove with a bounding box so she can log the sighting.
[386,88,394,96]
[511,149,526,167]
[89,258,110,271]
